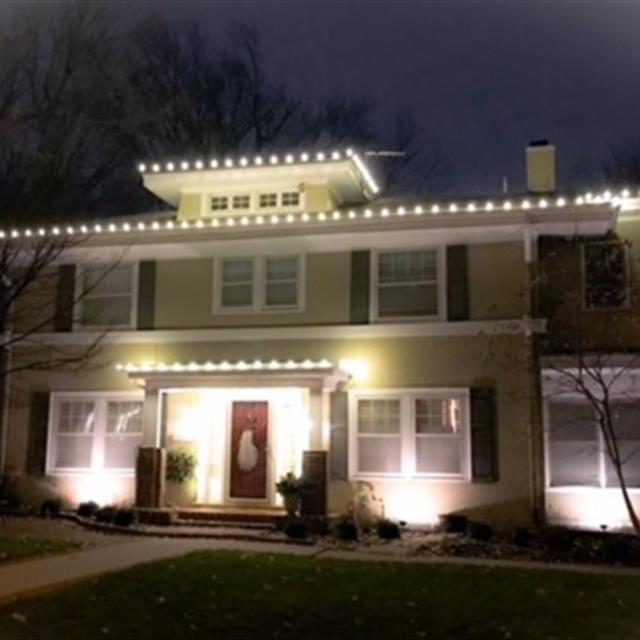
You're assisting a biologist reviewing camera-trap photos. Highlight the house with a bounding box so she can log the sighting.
[1,143,639,530]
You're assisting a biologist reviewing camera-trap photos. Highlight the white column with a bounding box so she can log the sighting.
[142,385,161,448]
[308,386,325,450]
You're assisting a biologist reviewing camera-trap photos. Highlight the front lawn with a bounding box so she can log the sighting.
[1,550,639,639]
[0,534,78,565]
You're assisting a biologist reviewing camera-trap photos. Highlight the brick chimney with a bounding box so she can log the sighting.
[526,140,556,194]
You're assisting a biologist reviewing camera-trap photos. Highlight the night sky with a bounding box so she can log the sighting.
[7,1,640,195]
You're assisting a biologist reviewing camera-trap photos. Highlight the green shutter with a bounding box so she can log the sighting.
[350,250,370,324]
[470,386,499,483]
[446,245,469,321]
[26,392,50,477]
[137,261,156,330]
[54,265,76,332]
[329,391,349,481]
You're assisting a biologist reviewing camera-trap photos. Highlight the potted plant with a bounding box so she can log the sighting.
[165,447,198,506]
[275,472,305,516]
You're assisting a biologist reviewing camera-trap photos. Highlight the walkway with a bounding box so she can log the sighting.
[2,536,640,606]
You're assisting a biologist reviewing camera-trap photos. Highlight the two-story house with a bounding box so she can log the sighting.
[1,143,637,529]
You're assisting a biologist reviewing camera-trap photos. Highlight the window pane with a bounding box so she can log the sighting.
[548,401,599,486]
[358,437,401,473]
[80,296,132,326]
[378,283,437,317]
[266,257,298,280]
[55,436,93,468]
[107,402,143,434]
[358,399,400,434]
[379,251,437,284]
[416,398,462,434]
[222,284,253,307]
[58,402,95,434]
[222,259,253,283]
[584,242,628,309]
[259,193,277,208]
[83,265,133,296]
[266,283,297,306]
[282,192,300,206]
[605,402,640,488]
[232,195,250,209]
[416,437,461,474]
[104,436,142,469]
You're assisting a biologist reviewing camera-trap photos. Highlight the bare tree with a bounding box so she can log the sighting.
[603,140,640,187]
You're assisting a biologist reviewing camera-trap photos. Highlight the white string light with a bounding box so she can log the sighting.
[116,359,335,374]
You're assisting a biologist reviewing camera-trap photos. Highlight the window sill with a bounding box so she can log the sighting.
[351,473,469,483]
[546,486,640,494]
[47,469,136,478]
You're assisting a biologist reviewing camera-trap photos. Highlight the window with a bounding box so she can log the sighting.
[210,196,229,211]
[547,399,640,488]
[48,394,143,473]
[259,193,277,208]
[375,249,440,319]
[352,390,470,478]
[583,241,629,310]
[232,195,251,210]
[220,258,254,309]
[265,257,299,308]
[215,256,303,312]
[77,264,136,328]
[281,192,300,207]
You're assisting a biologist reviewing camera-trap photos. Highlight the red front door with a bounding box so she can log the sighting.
[229,401,268,500]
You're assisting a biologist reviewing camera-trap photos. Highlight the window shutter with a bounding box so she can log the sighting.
[446,245,469,321]
[137,261,156,330]
[54,265,76,332]
[470,386,499,483]
[329,391,349,481]
[350,250,370,324]
[26,391,50,476]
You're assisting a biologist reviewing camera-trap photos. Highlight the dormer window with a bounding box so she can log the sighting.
[232,195,251,210]
[259,193,278,208]
[210,196,228,211]
[281,192,300,207]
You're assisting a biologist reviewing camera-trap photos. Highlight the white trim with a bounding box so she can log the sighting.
[74,262,139,331]
[348,387,471,482]
[46,390,144,477]
[370,247,447,323]
[29,318,546,347]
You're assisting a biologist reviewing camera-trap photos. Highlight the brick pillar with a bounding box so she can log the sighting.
[136,447,166,508]
[300,450,327,517]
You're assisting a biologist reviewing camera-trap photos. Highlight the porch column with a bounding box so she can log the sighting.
[136,385,165,508]
[308,387,325,450]
[142,385,160,447]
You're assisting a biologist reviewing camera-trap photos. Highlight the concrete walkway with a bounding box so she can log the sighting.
[2,537,640,606]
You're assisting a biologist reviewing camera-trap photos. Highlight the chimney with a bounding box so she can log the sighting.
[526,140,556,194]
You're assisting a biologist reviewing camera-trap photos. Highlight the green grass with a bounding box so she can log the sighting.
[0,535,78,565]
[1,550,639,639]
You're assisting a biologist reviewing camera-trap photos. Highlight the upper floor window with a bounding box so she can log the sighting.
[210,196,229,211]
[232,195,251,210]
[582,241,629,310]
[215,256,303,313]
[259,193,278,208]
[352,390,469,479]
[77,263,136,329]
[281,192,300,207]
[374,249,441,320]
[47,393,143,474]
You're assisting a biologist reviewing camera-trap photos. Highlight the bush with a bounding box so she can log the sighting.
[512,526,532,547]
[114,508,137,527]
[333,515,358,541]
[166,448,197,484]
[376,518,401,540]
[468,521,494,542]
[40,497,63,518]
[77,501,100,518]
[439,513,468,534]
[283,517,309,540]
[542,526,575,555]
[600,535,633,565]
[95,506,117,524]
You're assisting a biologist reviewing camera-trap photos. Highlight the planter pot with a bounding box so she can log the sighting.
[283,494,301,517]
[165,480,196,507]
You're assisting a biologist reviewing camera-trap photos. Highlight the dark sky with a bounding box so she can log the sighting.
[8,1,640,194]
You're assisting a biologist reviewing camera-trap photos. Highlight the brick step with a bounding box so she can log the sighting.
[175,508,287,527]
[175,518,277,531]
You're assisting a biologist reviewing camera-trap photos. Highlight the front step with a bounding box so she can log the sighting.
[175,518,276,531]
[176,508,287,528]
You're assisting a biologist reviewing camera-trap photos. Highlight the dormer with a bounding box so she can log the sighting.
[139,149,380,221]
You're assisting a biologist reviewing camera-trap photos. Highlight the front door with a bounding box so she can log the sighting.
[229,401,268,500]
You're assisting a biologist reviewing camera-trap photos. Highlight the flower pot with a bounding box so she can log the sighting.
[283,494,300,517]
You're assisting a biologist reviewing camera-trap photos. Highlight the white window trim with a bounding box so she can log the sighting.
[212,255,306,315]
[370,247,447,323]
[348,388,471,482]
[46,391,144,477]
[543,395,640,493]
[580,240,631,312]
[74,262,139,331]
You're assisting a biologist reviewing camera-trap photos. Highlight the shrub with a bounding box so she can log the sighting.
[439,513,468,534]
[468,521,493,542]
[512,526,532,547]
[333,515,358,541]
[600,535,633,565]
[77,501,100,518]
[283,517,309,540]
[542,526,575,555]
[376,518,401,540]
[95,506,117,524]
[40,497,63,518]
[166,448,197,484]
[114,508,137,528]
